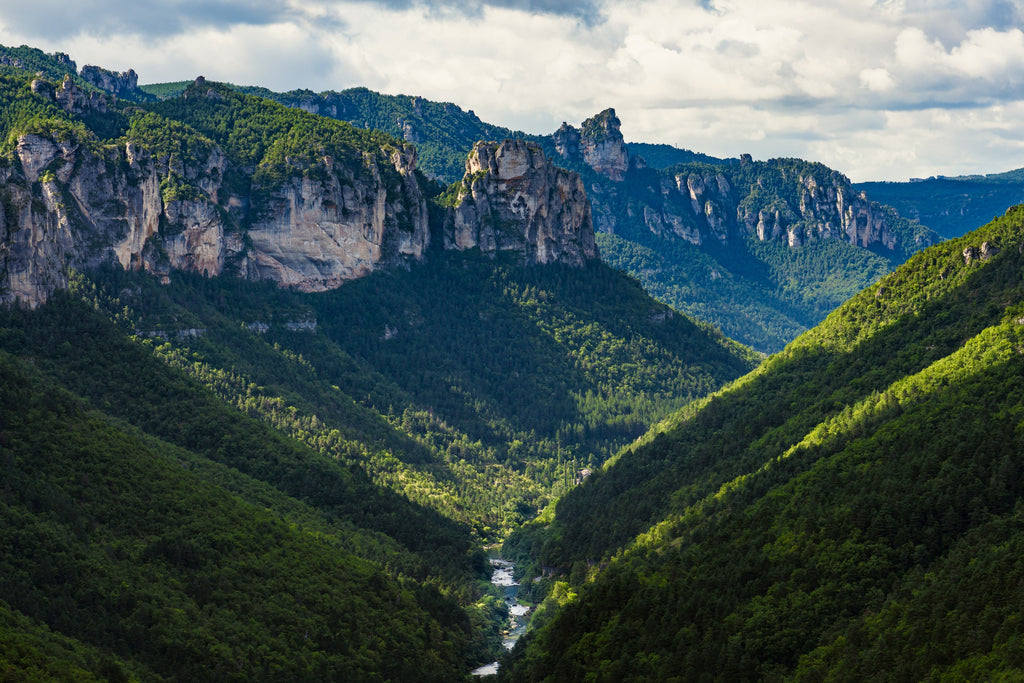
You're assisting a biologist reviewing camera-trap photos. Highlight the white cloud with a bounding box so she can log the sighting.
[860,68,896,92]
[2,0,1024,180]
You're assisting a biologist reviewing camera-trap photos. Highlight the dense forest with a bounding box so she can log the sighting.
[501,206,1024,681]
[4,43,1024,681]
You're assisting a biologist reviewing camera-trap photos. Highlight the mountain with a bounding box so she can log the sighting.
[0,47,759,677]
[179,82,940,352]
[855,169,1024,240]
[501,206,1024,681]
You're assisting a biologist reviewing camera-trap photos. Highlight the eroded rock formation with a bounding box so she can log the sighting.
[445,140,597,266]
[0,112,431,307]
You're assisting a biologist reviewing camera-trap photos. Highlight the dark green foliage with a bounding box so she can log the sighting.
[856,170,1024,239]
[627,142,733,169]
[138,81,192,100]
[140,80,936,352]
[504,206,1024,681]
[64,251,753,542]
[0,345,477,680]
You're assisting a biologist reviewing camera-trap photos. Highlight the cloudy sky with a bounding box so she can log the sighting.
[2,0,1024,181]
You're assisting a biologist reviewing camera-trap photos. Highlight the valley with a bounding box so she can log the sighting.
[0,41,1023,682]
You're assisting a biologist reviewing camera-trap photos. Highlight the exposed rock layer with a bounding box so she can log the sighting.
[0,122,431,307]
[0,80,597,308]
[445,140,598,266]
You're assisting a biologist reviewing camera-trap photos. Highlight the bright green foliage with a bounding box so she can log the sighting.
[144,81,406,196]
[504,206,1024,681]
[231,85,519,183]
[0,71,80,154]
[0,45,85,90]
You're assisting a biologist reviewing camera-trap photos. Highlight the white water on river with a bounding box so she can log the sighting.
[470,559,530,677]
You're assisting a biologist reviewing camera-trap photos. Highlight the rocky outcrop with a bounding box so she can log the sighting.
[246,146,430,291]
[623,159,935,256]
[0,78,432,307]
[79,65,141,98]
[445,140,597,266]
[31,75,110,115]
[552,109,629,181]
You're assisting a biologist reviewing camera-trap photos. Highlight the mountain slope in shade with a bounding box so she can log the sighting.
[502,206,1024,681]
[0,300,490,679]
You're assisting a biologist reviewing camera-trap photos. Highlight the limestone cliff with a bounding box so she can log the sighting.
[445,140,597,266]
[552,108,629,181]
[548,110,932,256]
[640,159,935,255]
[245,145,429,291]
[0,77,432,307]
[79,65,143,99]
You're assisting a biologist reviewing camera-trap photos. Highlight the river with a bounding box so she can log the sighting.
[470,558,530,677]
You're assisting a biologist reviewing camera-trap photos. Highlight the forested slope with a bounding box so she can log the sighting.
[142,78,937,353]
[70,252,755,540]
[0,298,489,680]
[503,206,1024,681]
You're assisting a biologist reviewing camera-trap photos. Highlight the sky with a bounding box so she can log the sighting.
[2,0,1024,181]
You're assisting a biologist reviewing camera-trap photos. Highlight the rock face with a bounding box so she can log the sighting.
[548,110,933,256]
[0,81,432,307]
[445,140,597,266]
[552,109,629,181]
[79,65,141,98]
[245,146,430,291]
[653,163,926,253]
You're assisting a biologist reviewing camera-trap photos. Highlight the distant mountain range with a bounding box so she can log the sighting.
[855,169,1024,240]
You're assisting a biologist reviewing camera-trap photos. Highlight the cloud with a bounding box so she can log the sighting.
[2,0,1024,180]
[860,68,896,92]
[0,0,291,40]
[316,0,606,25]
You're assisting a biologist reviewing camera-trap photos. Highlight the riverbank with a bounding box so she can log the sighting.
[471,558,531,677]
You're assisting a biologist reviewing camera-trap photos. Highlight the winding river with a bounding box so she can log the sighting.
[470,558,530,677]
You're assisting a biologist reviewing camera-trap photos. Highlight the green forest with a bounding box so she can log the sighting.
[501,207,1024,681]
